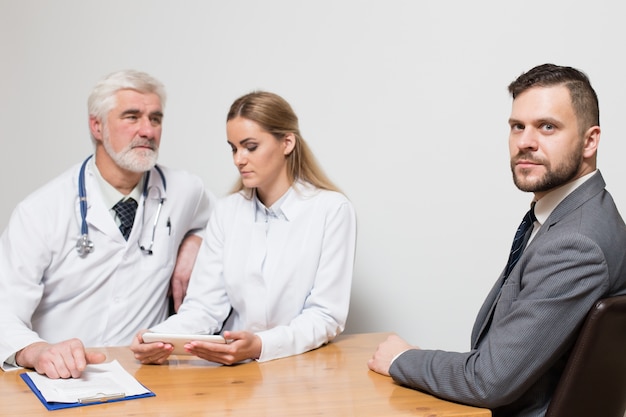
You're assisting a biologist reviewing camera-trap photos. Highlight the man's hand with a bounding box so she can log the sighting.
[368,334,416,376]
[170,234,202,312]
[15,339,106,379]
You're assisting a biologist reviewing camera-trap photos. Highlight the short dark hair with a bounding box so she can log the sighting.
[508,64,600,132]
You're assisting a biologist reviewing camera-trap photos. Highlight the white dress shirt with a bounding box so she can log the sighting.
[151,181,357,362]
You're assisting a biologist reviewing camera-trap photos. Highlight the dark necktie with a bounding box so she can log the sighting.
[113,198,138,240]
[474,204,538,347]
[504,203,537,278]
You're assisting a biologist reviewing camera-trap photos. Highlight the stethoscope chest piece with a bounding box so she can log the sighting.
[76,234,94,256]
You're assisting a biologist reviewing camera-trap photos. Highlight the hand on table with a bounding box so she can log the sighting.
[368,334,417,376]
[16,339,106,379]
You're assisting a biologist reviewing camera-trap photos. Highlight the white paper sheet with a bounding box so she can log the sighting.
[26,360,150,403]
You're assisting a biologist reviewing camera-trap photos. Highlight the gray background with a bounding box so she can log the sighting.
[1,0,625,352]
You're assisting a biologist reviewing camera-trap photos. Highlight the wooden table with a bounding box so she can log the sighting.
[0,332,490,416]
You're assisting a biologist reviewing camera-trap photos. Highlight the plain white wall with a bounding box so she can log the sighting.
[1,0,625,352]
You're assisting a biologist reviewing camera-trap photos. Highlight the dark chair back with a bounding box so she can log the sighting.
[545,295,626,417]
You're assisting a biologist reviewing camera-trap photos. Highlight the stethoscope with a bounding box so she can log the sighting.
[76,155,166,257]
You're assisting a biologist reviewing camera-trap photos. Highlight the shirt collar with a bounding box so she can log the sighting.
[533,170,597,228]
[254,187,292,222]
[90,157,144,209]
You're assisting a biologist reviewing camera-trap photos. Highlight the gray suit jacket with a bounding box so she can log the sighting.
[390,171,626,417]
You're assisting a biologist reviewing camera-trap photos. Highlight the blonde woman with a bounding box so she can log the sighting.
[132,91,357,364]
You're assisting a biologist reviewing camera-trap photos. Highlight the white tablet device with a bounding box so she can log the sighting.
[142,332,227,355]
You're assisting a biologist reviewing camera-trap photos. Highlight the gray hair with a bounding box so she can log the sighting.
[87,70,166,138]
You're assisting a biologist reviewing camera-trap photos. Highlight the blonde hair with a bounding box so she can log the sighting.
[227,91,340,195]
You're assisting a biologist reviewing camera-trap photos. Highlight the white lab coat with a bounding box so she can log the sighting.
[151,181,357,362]
[0,158,213,368]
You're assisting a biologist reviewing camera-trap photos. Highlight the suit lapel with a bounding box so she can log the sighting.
[471,171,606,348]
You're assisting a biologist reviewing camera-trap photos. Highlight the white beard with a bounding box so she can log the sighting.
[102,126,159,172]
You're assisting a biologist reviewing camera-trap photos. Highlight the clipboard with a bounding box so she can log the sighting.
[19,360,155,411]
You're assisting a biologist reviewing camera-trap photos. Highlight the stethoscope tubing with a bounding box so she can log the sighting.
[76,155,166,256]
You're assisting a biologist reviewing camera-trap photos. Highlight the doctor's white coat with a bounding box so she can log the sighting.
[0,159,213,368]
[151,181,356,362]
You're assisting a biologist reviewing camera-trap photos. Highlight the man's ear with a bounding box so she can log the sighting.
[283,132,296,156]
[582,125,600,159]
[89,116,103,141]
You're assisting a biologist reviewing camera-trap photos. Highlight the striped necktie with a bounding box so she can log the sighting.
[504,203,537,278]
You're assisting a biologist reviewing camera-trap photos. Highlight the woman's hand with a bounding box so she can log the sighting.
[130,330,174,364]
[185,331,262,365]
